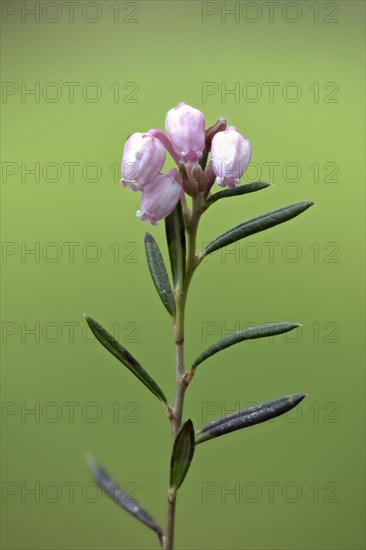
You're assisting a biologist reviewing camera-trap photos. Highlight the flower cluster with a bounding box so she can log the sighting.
[121,103,252,225]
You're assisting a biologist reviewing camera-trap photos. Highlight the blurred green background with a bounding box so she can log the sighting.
[1,1,365,549]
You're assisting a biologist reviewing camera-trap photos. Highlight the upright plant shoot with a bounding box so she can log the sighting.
[85,103,313,550]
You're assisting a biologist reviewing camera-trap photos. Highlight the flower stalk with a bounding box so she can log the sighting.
[164,200,201,550]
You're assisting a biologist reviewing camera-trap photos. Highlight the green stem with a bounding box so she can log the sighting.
[163,197,202,550]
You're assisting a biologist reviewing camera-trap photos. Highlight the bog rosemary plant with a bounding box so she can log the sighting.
[85,103,313,550]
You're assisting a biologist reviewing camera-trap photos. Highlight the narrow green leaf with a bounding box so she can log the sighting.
[165,201,186,289]
[192,322,300,369]
[170,419,195,490]
[206,181,272,206]
[85,315,167,404]
[202,201,314,257]
[87,457,163,545]
[144,233,176,317]
[195,393,306,444]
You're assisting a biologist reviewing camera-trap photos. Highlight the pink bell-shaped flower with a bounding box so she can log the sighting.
[137,169,182,225]
[121,132,166,191]
[165,103,205,164]
[211,126,252,188]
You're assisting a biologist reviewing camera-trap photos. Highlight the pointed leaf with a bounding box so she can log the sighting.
[170,419,195,490]
[144,233,176,316]
[202,201,314,257]
[87,457,163,544]
[192,322,300,369]
[195,393,306,444]
[165,201,186,289]
[206,181,272,206]
[85,315,167,404]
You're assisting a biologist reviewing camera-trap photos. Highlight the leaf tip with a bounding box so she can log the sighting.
[184,418,195,439]
[85,453,97,475]
[83,314,93,327]
[290,393,307,406]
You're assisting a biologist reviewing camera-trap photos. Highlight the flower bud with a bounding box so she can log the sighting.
[121,132,166,191]
[137,169,182,225]
[186,162,204,193]
[179,165,197,197]
[203,161,216,195]
[211,126,252,188]
[165,103,205,164]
